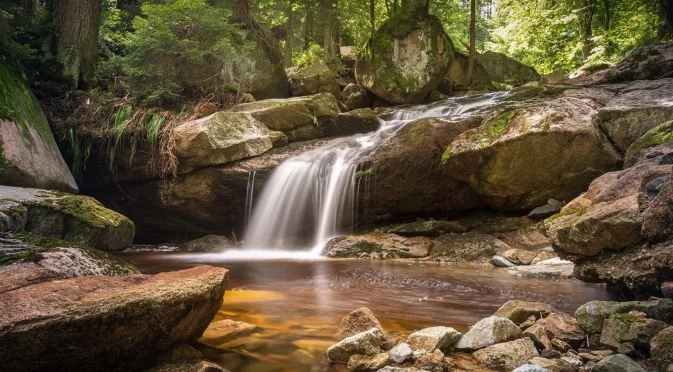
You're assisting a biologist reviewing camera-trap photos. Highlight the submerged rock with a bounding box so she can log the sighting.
[177,235,235,252]
[326,328,383,363]
[337,307,385,338]
[406,326,462,352]
[0,186,134,251]
[355,11,453,104]
[0,266,228,372]
[0,62,78,193]
[512,364,552,372]
[453,316,523,351]
[472,337,539,370]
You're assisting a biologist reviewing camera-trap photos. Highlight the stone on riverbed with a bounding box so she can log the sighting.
[574,299,673,336]
[406,326,462,352]
[528,357,574,372]
[534,313,586,348]
[338,307,385,338]
[492,255,516,267]
[323,233,432,259]
[0,266,228,372]
[592,354,646,372]
[472,337,539,370]
[388,342,413,364]
[453,316,523,351]
[326,328,383,363]
[501,248,538,265]
[494,300,557,326]
[599,312,669,350]
[388,220,468,237]
[348,353,389,372]
[512,364,552,372]
[507,258,574,279]
[650,326,673,371]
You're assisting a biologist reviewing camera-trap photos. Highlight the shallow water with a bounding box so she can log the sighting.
[116,253,616,371]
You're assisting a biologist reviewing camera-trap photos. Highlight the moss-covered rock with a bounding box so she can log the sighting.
[479,51,541,87]
[596,79,673,152]
[650,326,673,371]
[624,120,673,167]
[0,61,78,193]
[0,185,134,251]
[0,266,228,372]
[172,112,277,174]
[355,11,454,104]
[441,50,494,93]
[443,96,621,210]
[287,64,340,98]
[430,232,510,264]
[322,233,433,259]
[388,220,467,237]
[229,93,340,143]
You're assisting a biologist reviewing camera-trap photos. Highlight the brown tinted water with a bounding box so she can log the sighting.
[115,253,616,372]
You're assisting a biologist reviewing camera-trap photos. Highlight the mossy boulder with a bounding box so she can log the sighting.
[355,11,454,104]
[173,112,278,174]
[596,79,673,152]
[322,233,433,259]
[624,120,673,167]
[0,62,78,193]
[0,266,228,372]
[221,29,289,99]
[479,51,541,87]
[443,96,621,210]
[229,93,340,142]
[388,220,467,237]
[650,326,673,371]
[600,312,669,350]
[430,232,511,263]
[441,50,494,93]
[575,299,673,339]
[331,109,380,136]
[287,64,340,98]
[0,185,134,251]
[177,235,235,252]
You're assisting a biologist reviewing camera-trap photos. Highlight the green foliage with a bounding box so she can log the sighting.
[146,113,166,147]
[121,0,247,106]
[67,128,92,182]
[293,43,326,68]
[113,105,132,146]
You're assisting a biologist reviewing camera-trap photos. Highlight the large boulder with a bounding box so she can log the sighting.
[0,62,78,193]
[358,116,482,223]
[574,299,673,337]
[221,28,289,99]
[0,186,134,251]
[575,42,673,85]
[599,312,668,350]
[624,120,673,167]
[229,93,340,143]
[443,96,621,210]
[534,313,586,347]
[479,51,541,86]
[173,112,278,174]
[355,11,454,104]
[592,354,645,372]
[326,328,383,363]
[442,50,494,92]
[406,326,462,352]
[388,220,467,237]
[431,232,512,263]
[0,266,228,372]
[453,316,523,351]
[494,300,557,326]
[287,64,340,98]
[596,79,673,152]
[337,307,384,338]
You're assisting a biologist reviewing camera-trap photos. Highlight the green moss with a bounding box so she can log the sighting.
[477,110,519,143]
[0,62,53,150]
[625,121,673,161]
[0,137,9,169]
[0,249,39,266]
[441,146,453,162]
[14,231,72,249]
[610,312,642,323]
[31,195,132,229]
[545,207,587,223]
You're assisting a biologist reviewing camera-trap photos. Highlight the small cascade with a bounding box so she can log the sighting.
[241,92,509,255]
[244,171,257,229]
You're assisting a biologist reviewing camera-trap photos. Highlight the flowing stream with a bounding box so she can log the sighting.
[239,92,508,257]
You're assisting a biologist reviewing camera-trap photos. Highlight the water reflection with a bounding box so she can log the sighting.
[115,253,616,371]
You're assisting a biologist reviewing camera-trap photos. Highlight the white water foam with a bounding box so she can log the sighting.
[239,92,508,257]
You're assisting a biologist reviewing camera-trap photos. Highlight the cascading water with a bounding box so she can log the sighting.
[233,92,509,258]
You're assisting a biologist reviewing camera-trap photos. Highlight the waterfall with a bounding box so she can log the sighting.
[240,92,508,256]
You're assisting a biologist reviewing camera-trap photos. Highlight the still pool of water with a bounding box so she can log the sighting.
[115,253,616,372]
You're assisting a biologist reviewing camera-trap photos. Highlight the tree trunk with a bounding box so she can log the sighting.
[659,0,673,38]
[466,0,476,88]
[580,0,597,62]
[54,0,103,88]
[304,0,315,49]
[602,0,610,30]
[285,0,294,67]
[370,0,376,39]
[322,0,340,62]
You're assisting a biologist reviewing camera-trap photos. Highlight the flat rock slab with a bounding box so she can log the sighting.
[507,258,574,279]
[0,266,228,372]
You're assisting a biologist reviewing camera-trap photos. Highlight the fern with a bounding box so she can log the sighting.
[146,113,165,147]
